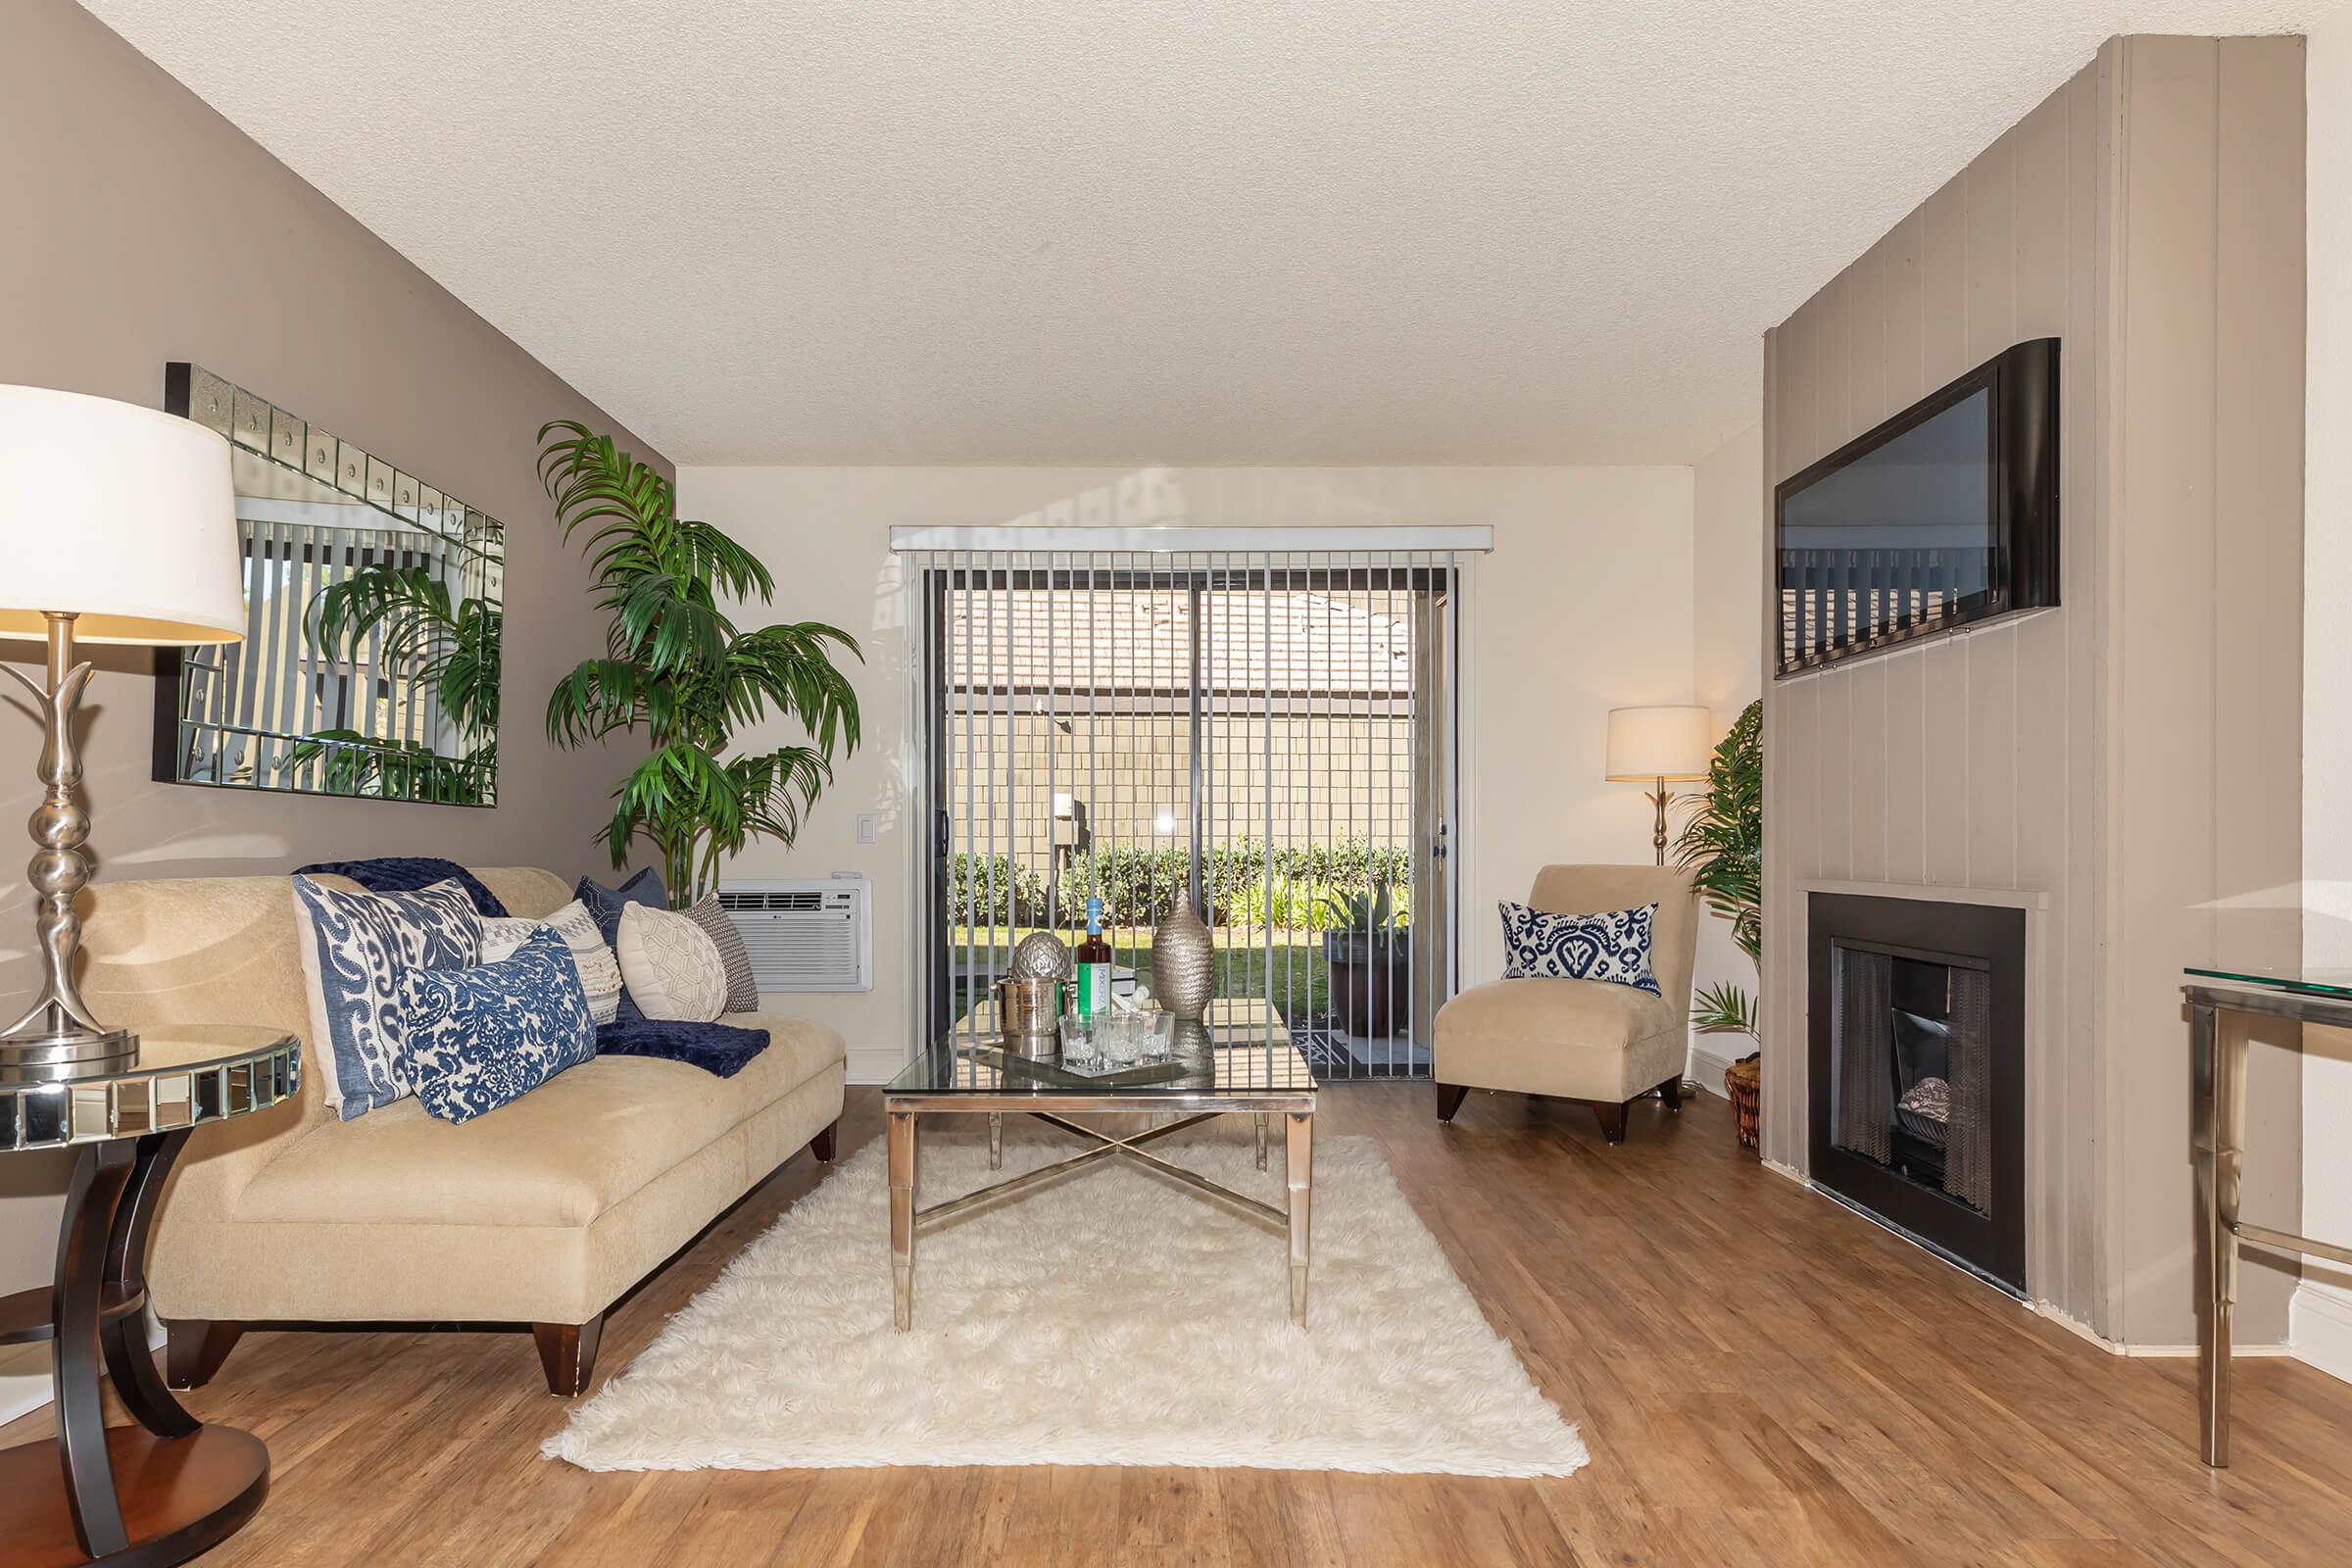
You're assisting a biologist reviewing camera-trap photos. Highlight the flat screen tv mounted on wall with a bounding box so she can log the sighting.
[1775,338,2058,676]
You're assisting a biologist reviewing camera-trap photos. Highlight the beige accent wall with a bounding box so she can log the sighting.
[0,0,664,1306]
[1689,422,1765,1091]
[1760,36,2304,1346]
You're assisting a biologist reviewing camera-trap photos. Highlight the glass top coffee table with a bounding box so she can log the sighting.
[884,997,1319,1330]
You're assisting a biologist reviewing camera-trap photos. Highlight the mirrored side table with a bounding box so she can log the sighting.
[0,1026,298,1566]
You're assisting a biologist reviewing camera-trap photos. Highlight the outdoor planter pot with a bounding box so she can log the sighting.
[1324,930,1411,1038]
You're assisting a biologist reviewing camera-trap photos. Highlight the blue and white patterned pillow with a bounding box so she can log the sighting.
[575,868,667,1023]
[290,876,482,1120]
[1497,900,1661,996]
[397,927,596,1124]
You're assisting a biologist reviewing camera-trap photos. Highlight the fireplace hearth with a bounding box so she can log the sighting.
[1808,893,2026,1293]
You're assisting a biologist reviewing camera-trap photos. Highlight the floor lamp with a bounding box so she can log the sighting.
[1605,705,1711,866]
[0,384,244,1082]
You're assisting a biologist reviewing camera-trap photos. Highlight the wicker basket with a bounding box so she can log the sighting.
[1725,1053,1762,1151]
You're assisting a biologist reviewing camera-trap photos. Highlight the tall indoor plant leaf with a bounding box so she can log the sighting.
[300,558,504,805]
[537,421,862,903]
[1674,699,1762,1037]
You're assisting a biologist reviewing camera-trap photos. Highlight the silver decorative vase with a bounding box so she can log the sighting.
[1151,890,1214,1020]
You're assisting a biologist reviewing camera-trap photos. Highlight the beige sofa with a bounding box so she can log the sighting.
[78,865,848,1396]
[1433,864,1696,1142]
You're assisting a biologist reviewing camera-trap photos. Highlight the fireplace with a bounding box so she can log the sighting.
[1807,893,2026,1293]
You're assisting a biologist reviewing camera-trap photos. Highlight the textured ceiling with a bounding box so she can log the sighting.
[78,1,2333,466]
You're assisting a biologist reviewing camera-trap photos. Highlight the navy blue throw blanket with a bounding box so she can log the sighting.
[596,1018,769,1078]
[294,856,509,917]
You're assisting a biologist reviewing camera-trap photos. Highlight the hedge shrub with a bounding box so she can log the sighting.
[946,839,1413,928]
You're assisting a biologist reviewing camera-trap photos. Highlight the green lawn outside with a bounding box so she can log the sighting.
[948,925,1330,1024]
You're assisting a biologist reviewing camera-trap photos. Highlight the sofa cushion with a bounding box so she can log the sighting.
[399,927,598,1123]
[233,1010,846,1230]
[576,868,667,1022]
[290,875,483,1120]
[615,902,729,1021]
[1497,899,1660,995]
[682,892,761,1013]
[487,900,624,1024]
[1434,976,1684,1103]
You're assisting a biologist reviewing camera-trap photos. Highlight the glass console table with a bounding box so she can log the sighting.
[2180,966,2352,1468]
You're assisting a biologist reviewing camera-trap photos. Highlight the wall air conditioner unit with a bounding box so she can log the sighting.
[716,878,872,993]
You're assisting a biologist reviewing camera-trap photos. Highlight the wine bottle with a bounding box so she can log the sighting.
[1075,896,1113,1015]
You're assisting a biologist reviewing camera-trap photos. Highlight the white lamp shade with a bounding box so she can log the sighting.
[0,384,244,645]
[1605,705,1712,782]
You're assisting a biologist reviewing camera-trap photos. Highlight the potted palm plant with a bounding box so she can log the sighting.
[1320,880,1409,1038]
[535,422,863,904]
[1675,699,1762,1137]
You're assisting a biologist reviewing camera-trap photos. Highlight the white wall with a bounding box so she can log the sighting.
[2297,12,2352,1387]
[1686,423,1765,1093]
[681,466,1696,1079]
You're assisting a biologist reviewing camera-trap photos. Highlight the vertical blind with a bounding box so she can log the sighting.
[907,542,1465,1080]
[174,515,479,794]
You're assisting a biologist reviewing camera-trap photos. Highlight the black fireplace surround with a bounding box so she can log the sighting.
[1808,893,2026,1294]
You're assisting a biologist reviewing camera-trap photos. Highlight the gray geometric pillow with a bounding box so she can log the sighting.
[290,875,481,1119]
[682,893,760,1014]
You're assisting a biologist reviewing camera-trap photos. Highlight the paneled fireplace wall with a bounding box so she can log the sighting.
[1757,35,2304,1346]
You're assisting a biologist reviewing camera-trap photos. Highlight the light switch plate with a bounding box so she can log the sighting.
[857,813,876,844]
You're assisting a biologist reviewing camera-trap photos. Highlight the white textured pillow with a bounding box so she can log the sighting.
[614,902,729,1022]
[477,915,555,962]
[482,903,624,1025]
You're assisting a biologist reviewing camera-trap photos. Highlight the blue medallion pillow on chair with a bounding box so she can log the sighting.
[1497,900,1662,996]
[574,868,667,1023]
[398,927,597,1124]
[290,875,483,1120]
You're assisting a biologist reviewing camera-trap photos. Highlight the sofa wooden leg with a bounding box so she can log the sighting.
[1592,1102,1629,1144]
[165,1320,245,1391]
[1435,1083,1469,1122]
[1658,1075,1684,1110]
[811,1117,840,1163]
[534,1315,604,1398]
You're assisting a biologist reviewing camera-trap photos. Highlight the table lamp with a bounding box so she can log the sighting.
[0,384,243,1082]
[1604,705,1711,865]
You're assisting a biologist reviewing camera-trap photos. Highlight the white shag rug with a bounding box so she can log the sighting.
[545,1120,1587,1477]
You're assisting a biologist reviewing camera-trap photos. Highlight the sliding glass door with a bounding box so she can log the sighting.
[915,547,1459,1081]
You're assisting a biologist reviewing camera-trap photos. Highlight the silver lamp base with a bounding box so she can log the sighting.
[0,1026,140,1086]
[2,612,137,1087]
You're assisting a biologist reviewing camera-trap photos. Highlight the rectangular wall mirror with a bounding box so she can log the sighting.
[152,364,504,807]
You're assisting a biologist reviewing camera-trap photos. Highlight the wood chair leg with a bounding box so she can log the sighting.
[1434,1083,1469,1122]
[1592,1102,1629,1144]
[811,1116,840,1163]
[164,1320,245,1391]
[533,1315,604,1398]
[1658,1075,1684,1110]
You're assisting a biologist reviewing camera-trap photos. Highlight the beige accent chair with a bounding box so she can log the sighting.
[77,865,848,1396]
[1433,864,1697,1142]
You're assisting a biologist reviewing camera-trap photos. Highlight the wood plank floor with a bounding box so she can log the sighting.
[6,1086,2349,1566]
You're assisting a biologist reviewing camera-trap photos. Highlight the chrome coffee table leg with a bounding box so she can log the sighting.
[2193,1000,2242,1466]
[1286,1109,1314,1327]
[888,1110,917,1332]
